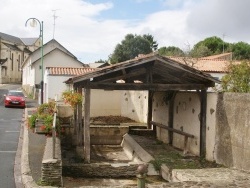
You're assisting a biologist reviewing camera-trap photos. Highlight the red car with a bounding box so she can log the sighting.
[4,90,26,108]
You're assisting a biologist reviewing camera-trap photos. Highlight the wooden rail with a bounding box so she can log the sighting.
[150,121,195,155]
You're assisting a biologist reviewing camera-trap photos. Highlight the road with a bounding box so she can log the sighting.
[0,84,25,187]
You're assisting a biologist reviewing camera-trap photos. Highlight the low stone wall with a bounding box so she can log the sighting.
[41,137,62,186]
[63,162,139,178]
[90,125,129,145]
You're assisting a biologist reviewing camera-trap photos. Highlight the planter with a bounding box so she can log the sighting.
[35,119,47,134]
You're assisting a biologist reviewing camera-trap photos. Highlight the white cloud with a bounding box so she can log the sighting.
[1,0,250,63]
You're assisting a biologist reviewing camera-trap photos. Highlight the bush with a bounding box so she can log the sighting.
[28,113,38,129]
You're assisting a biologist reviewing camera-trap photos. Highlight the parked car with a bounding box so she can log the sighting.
[4,90,26,108]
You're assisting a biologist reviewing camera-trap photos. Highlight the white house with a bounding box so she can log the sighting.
[22,39,86,99]
[44,67,95,103]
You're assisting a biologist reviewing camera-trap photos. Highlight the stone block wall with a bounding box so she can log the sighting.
[63,162,139,178]
[41,137,62,186]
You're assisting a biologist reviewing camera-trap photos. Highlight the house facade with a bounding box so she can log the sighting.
[22,39,86,98]
[0,32,39,84]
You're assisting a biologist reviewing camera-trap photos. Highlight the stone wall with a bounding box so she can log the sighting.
[90,125,129,145]
[215,93,250,171]
[63,162,138,178]
[41,137,62,186]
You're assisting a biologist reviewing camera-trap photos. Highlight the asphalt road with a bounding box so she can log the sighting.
[0,84,24,187]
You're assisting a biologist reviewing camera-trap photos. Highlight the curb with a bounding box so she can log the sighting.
[20,108,40,188]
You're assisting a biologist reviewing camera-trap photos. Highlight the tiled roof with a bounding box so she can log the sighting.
[167,56,236,73]
[201,52,232,61]
[46,67,97,76]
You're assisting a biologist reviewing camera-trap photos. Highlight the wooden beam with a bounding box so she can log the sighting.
[147,91,154,129]
[94,68,147,83]
[151,121,195,138]
[88,83,206,91]
[84,82,91,163]
[199,89,207,158]
[168,91,177,145]
[77,87,83,146]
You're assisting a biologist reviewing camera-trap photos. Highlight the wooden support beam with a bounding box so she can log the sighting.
[147,91,154,129]
[77,87,83,146]
[84,82,91,163]
[151,121,194,155]
[168,91,177,145]
[88,83,206,91]
[151,121,195,138]
[199,89,207,158]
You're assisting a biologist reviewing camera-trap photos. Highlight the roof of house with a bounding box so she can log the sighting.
[201,52,232,61]
[46,67,96,76]
[0,32,23,45]
[167,56,231,73]
[20,38,39,46]
[2,42,22,51]
[66,53,219,90]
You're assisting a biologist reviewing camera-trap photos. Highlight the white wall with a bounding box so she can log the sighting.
[44,74,71,103]
[206,92,217,161]
[173,92,201,155]
[90,90,122,117]
[152,92,170,144]
[121,90,148,123]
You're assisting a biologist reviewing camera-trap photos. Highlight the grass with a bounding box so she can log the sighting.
[150,149,224,172]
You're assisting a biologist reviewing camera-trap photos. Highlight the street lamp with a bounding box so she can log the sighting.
[25,18,44,104]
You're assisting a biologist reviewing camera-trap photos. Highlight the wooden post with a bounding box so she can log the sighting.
[200,89,207,158]
[147,91,153,129]
[77,87,83,146]
[168,91,176,145]
[84,82,91,163]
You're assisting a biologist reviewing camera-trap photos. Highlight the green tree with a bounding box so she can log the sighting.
[221,61,250,92]
[109,34,156,64]
[143,34,158,51]
[158,46,184,56]
[189,44,211,58]
[192,36,229,57]
[232,42,250,60]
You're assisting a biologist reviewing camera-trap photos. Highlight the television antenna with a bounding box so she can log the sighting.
[52,9,60,39]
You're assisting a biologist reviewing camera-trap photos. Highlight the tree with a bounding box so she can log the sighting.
[221,61,250,92]
[109,34,157,64]
[143,34,158,51]
[192,36,229,57]
[189,44,212,58]
[231,42,250,60]
[94,59,108,64]
[158,46,184,56]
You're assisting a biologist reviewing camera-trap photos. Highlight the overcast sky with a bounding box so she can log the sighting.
[1,0,250,63]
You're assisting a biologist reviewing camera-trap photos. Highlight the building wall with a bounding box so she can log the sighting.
[121,90,148,123]
[215,93,250,171]
[206,92,217,161]
[90,89,122,117]
[0,41,28,84]
[45,74,70,103]
[23,49,83,97]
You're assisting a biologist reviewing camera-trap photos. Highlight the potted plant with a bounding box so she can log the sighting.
[62,90,83,109]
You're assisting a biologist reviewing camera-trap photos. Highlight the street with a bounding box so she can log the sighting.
[0,84,24,187]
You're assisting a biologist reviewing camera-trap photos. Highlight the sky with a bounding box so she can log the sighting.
[1,0,250,63]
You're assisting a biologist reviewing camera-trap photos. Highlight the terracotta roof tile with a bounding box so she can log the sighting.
[167,56,240,73]
[46,67,97,76]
